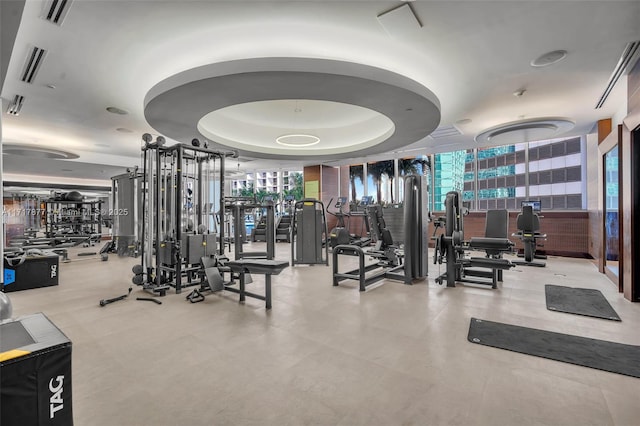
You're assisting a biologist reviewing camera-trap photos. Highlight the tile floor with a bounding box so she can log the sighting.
[6,243,640,426]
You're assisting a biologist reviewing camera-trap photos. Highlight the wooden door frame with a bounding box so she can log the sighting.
[599,125,622,290]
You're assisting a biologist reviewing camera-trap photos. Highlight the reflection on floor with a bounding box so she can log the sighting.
[6,243,640,426]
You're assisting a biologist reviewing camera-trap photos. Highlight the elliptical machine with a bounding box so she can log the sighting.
[327,197,351,248]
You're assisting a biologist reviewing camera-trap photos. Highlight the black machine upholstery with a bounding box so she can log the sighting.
[485,209,509,238]
[513,205,547,266]
[367,205,394,251]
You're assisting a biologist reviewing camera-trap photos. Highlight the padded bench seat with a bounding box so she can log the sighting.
[468,237,513,251]
[226,259,289,275]
[225,260,289,309]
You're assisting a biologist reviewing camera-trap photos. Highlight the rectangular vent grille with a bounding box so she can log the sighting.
[21,46,47,83]
[41,0,72,25]
[429,125,463,139]
[596,40,640,109]
[7,95,25,115]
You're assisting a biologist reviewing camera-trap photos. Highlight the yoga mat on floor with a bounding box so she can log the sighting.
[545,284,621,321]
[467,318,640,378]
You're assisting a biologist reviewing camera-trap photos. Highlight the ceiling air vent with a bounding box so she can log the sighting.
[429,125,462,139]
[596,40,640,109]
[7,95,25,115]
[41,0,73,25]
[21,46,47,83]
[475,118,574,145]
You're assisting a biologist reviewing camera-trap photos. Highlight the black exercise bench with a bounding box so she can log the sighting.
[225,259,289,309]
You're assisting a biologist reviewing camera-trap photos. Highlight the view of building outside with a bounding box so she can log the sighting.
[433,150,466,211]
[434,136,585,211]
[232,170,303,200]
[234,136,585,212]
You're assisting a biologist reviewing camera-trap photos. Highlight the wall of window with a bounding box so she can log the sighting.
[232,170,302,198]
[367,160,394,204]
[432,136,586,211]
[433,151,466,211]
[398,156,430,203]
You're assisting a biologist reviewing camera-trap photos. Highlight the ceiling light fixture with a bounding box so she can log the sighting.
[276,134,321,147]
[530,50,567,67]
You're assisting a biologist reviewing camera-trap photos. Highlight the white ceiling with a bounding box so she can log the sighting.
[2,0,640,184]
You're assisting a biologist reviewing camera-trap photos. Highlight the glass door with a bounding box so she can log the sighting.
[604,145,619,277]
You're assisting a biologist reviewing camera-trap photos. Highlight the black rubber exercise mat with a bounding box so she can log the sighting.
[467,318,640,378]
[545,284,621,321]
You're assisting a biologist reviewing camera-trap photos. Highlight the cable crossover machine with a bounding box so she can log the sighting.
[133,134,236,295]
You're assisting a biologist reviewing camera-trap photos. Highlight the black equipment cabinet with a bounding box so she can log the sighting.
[3,254,59,292]
[0,313,73,426]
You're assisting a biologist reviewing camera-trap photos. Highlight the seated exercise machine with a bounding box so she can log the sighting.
[433,191,514,289]
[332,175,428,291]
[511,203,547,267]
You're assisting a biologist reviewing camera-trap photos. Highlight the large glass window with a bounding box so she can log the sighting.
[349,164,364,203]
[527,138,583,209]
[431,136,585,211]
[433,151,465,211]
[367,160,394,204]
[398,156,430,203]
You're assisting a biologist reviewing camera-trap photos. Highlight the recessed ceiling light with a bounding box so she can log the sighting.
[530,50,567,67]
[46,84,56,89]
[106,106,129,115]
[116,127,133,133]
[276,134,320,147]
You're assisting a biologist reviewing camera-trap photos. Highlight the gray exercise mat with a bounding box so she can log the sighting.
[545,284,621,321]
[467,318,640,378]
